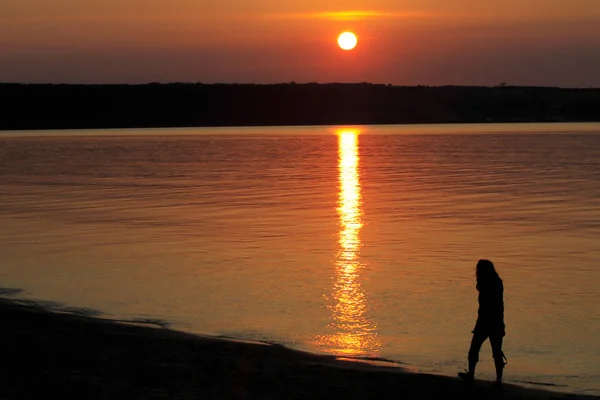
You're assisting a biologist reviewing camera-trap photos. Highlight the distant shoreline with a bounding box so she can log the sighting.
[1,83,599,131]
[1,296,597,399]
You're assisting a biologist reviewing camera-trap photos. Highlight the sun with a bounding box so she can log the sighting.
[338,32,358,51]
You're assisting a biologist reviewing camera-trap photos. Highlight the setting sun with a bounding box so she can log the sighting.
[337,32,358,51]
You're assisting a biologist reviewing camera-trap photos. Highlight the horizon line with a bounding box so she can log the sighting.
[1,82,598,90]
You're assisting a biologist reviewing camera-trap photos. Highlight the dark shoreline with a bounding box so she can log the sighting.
[1,297,597,400]
[1,83,599,131]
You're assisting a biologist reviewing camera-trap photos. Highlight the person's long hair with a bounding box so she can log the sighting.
[476,259,501,290]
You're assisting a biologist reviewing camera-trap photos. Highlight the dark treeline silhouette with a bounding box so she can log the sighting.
[1,82,599,130]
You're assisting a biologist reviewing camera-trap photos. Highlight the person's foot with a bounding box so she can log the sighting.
[457,371,474,382]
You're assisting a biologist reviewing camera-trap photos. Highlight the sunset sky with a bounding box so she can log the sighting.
[1,0,599,87]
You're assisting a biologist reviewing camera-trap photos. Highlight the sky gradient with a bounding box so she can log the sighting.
[2,0,600,86]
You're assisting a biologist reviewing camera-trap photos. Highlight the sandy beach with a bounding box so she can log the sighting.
[0,297,597,400]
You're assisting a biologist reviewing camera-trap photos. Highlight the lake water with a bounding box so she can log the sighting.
[1,123,599,395]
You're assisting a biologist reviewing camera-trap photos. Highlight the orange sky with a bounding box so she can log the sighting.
[1,0,599,86]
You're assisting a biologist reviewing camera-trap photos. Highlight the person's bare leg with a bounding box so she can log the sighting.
[459,333,486,381]
[490,335,505,384]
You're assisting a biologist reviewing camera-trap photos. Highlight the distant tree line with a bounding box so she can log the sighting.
[1,83,599,130]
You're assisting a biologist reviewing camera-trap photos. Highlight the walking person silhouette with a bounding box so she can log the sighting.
[458,259,507,384]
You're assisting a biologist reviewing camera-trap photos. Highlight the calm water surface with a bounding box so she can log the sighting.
[1,123,599,394]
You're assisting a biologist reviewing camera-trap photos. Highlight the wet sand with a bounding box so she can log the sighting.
[0,298,597,400]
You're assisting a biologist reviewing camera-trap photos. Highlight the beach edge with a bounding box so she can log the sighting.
[0,296,597,399]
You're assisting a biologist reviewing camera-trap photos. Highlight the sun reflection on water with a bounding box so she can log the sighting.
[315,129,381,357]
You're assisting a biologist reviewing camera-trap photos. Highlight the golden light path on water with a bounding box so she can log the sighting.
[315,129,381,357]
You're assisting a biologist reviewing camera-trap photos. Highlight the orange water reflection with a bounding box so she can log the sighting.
[316,129,381,357]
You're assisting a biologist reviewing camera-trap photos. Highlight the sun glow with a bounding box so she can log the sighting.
[319,11,384,21]
[337,32,358,51]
